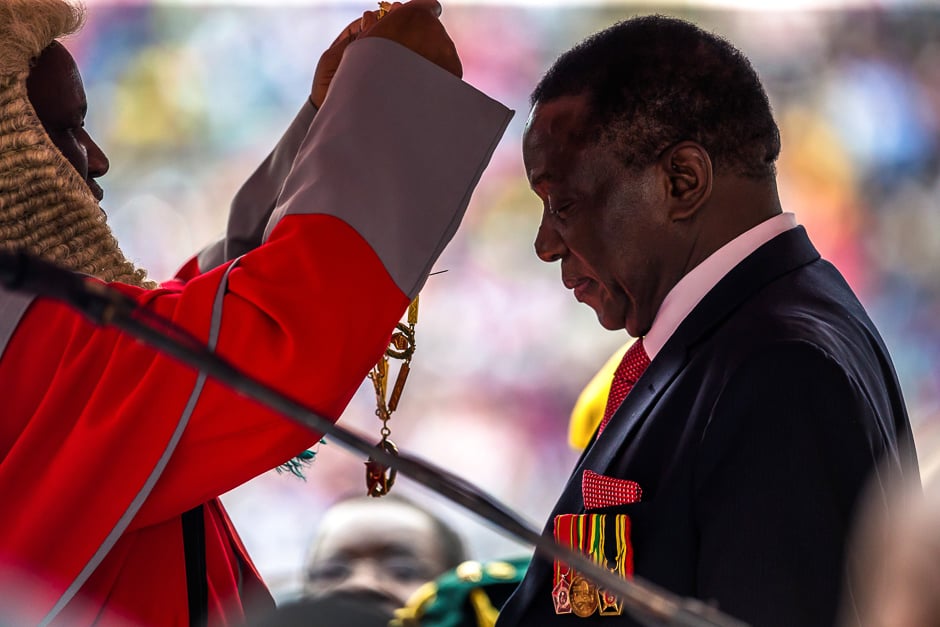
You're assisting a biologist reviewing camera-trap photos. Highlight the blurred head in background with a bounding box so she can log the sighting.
[303,494,466,615]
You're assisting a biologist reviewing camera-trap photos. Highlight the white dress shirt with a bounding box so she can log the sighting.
[643,212,798,360]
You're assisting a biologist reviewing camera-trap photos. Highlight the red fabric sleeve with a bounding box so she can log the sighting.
[137,213,411,525]
[172,254,202,283]
[0,213,408,597]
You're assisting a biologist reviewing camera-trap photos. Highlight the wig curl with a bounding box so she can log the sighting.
[0,0,153,287]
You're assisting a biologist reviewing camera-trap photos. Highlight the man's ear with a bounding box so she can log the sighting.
[659,141,712,221]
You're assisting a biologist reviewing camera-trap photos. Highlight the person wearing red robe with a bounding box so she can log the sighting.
[0,1,512,624]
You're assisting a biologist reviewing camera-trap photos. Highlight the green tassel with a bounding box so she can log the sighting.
[276,438,326,480]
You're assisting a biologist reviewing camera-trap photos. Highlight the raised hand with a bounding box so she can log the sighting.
[311,9,383,108]
[361,0,462,78]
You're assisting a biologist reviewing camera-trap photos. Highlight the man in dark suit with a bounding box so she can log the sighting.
[497,15,919,627]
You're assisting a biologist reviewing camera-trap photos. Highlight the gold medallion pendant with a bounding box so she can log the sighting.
[569,575,599,617]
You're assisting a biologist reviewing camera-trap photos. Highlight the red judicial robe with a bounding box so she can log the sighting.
[0,38,511,626]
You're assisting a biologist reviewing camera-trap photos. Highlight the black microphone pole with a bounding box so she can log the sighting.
[0,250,747,627]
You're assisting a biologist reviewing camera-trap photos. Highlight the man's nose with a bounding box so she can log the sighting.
[82,130,110,179]
[534,219,567,263]
[342,562,384,590]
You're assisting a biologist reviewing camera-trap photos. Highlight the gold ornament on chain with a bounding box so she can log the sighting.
[363,0,403,498]
[365,295,418,497]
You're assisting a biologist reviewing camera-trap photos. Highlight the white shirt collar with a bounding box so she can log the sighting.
[642,212,798,360]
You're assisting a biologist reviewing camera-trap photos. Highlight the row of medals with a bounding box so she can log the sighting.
[553,571,623,617]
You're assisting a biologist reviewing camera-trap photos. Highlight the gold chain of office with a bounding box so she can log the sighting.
[365,295,418,497]
[363,0,406,498]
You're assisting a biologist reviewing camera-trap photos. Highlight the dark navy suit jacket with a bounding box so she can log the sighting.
[497,227,919,626]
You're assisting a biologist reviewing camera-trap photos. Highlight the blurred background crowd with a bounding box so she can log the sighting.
[71,0,940,603]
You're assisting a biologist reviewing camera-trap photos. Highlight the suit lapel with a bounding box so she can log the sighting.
[668,226,820,353]
[500,228,822,624]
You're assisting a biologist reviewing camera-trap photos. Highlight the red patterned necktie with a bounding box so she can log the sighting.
[582,340,650,510]
[597,338,651,435]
